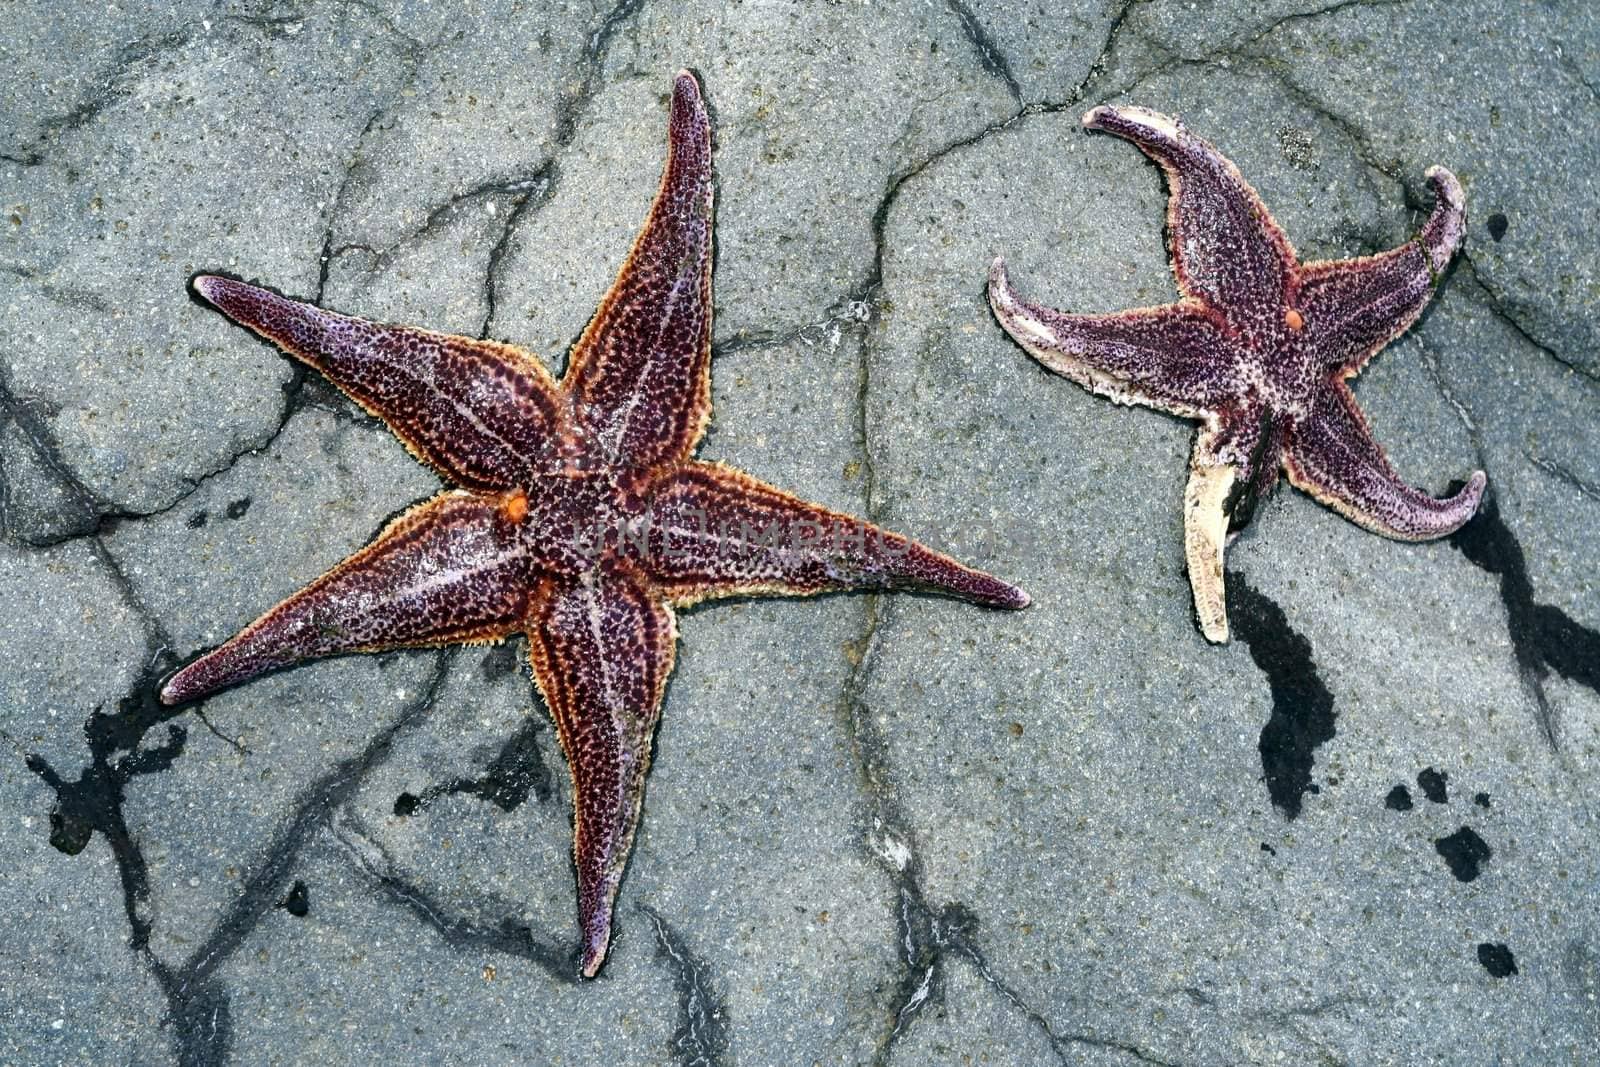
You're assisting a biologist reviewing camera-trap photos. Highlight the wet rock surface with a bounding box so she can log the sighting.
[3,1,1596,1063]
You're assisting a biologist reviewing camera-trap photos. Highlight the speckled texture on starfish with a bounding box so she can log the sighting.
[159,71,1028,978]
[989,104,1485,643]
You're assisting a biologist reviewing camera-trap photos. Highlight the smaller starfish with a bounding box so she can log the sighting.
[989,105,1485,642]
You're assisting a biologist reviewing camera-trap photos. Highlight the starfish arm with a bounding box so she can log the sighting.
[1183,450,1236,644]
[192,275,564,491]
[1294,167,1467,376]
[1083,105,1296,333]
[563,71,715,470]
[1181,412,1294,644]
[525,574,676,978]
[1284,384,1486,540]
[159,491,536,704]
[988,258,1237,418]
[636,461,1030,609]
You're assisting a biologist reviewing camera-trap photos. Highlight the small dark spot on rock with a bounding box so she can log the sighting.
[1486,212,1508,242]
[1278,125,1317,170]
[1418,767,1448,804]
[394,792,420,816]
[1260,842,1276,856]
[1385,784,1414,811]
[1436,825,1492,881]
[1474,792,1492,809]
[186,510,208,529]
[480,642,518,681]
[280,880,309,918]
[1477,941,1517,977]
[225,497,252,520]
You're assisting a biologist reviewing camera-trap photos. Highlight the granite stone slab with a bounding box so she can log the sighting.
[3,1,1596,1064]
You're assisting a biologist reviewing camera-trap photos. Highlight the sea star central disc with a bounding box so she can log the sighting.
[161,71,1028,977]
[989,104,1484,641]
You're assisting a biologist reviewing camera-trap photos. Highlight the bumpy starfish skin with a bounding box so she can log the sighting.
[989,104,1484,642]
[160,72,1027,977]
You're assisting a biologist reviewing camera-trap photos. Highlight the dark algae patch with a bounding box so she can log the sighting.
[1226,577,1336,818]
[1388,768,1514,978]
[1417,767,1448,804]
[480,642,520,681]
[1436,826,1492,881]
[1477,942,1518,977]
[392,716,552,817]
[1449,492,1600,746]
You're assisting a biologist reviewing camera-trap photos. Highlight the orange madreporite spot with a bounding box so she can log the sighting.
[1284,308,1304,331]
[500,487,530,524]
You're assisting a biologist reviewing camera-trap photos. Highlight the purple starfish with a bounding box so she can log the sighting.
[989,105,1485,642]
[160,71,1028,977]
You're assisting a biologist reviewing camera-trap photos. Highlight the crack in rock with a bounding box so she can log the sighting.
[945,0,1023,104]
[843,600,1170,1066]
[330,811,575,981]
[637,903,731,1067]
[21,641,452,1066]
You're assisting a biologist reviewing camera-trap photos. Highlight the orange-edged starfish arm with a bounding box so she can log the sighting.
[524,572,677,978]
[1084,105,1298,339]
[987,258,1238,419]
[563,71,715,471]
[1285,385,1485,540]
[160,491,537,704]
[191,275,566,491]
[636,461,1030,609]
[1294,167,1467,376]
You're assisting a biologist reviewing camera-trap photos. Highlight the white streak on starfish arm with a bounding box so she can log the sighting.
[1418,167,1466,275]
[525,576,676,978]
[160,492,533,704]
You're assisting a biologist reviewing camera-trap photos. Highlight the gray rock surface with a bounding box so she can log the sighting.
[2,1,1597,1064]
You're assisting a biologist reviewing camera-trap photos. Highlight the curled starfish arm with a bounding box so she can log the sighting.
[565,71,715,470]
[1284,386,1485,540]
[191,276,564,490]
[1084,105,1297,330]
[1296,167,1467,376]
[988,257,1236,418]
[638,461,1030,609]
[160,492,537,705]
[525,574,677,978]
